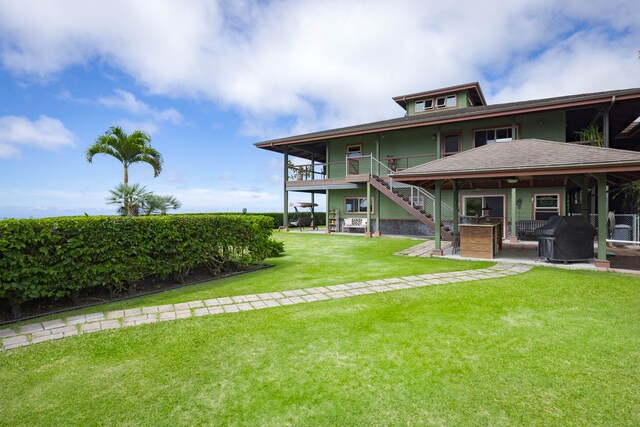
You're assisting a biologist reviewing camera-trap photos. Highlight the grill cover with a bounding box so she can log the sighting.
[535,215,596,262]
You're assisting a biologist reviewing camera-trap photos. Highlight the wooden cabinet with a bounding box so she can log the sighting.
[459,222,502,259]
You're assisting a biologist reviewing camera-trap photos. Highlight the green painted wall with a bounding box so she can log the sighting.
[406,90,471,116]
[323,109,568,222]
[328,186,566,222]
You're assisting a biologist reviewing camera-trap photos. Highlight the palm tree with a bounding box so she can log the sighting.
[85,126,163,185]
[107,183,151,216]
[142,194,182,215]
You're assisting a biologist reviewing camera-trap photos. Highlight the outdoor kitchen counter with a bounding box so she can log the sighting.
[459,221,503,259]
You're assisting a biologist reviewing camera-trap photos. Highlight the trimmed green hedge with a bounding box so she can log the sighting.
[0,214,275,316]
[244,212,326,228]
[179,212,326,228]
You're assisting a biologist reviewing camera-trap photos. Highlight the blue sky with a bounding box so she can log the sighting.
[1,0,639,218]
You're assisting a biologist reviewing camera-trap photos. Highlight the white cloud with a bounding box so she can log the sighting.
[99,89,183,124]
[0,0,639,138]
[0,115,75,158]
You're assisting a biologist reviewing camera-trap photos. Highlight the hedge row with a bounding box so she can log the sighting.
[236,212,326,228]
[0,214,276,316]
[180,212,326,228]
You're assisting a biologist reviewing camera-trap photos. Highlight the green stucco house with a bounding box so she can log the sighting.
[255,82,640,243]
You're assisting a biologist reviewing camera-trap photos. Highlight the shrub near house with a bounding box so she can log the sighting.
[0,214,276,318]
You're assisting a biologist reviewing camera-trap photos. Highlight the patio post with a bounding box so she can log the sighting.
[580,176,590,218]
[283,146,289,232]
[510,187,518,243]
[366,181,372,238]
[595,173,610,269]
[374,189,381,236]
[452,180,459,248]
[433,180,443,256]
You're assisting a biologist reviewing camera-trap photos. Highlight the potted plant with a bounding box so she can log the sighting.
[575,125,604,147]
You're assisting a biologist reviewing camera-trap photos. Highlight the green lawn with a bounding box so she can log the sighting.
[18,233,490,322]
[1,234,639,426]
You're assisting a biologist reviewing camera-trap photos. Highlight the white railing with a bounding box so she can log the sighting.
[345,154,454,221]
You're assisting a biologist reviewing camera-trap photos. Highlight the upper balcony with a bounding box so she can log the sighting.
[286,153,436,191]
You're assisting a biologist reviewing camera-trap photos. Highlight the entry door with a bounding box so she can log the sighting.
[484,196,504,219]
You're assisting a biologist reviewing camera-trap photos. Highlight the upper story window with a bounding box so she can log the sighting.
[436,95,457,109]
[414,99,434,113]
[474,126,516,147]
[441,131,461,157]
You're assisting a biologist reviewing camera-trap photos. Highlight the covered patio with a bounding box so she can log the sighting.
[390,138,640,269]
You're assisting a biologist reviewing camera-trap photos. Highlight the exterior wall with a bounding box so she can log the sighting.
[406,90,470,116]
[327,186,565,236]
[320,108,569,232]
[325,110,566,179]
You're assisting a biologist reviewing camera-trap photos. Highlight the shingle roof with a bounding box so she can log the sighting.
[391,139,640,179]
[255,87,640,147]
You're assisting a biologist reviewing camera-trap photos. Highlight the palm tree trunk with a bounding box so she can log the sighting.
[124,165,129,185]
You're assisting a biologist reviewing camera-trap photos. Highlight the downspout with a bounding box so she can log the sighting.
[602,96,616,217]
[283,146,289,231]
[603,95,616,148]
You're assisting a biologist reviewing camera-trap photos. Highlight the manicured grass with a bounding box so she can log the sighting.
[1,236,639,425]
[16,233,490,322]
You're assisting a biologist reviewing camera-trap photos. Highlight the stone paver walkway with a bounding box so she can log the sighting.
[395,240,452,257]
[0,263,531,351]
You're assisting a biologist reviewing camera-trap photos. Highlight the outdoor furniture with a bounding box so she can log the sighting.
[343,217,368,232]
[289,216,314,231]
[536,215,596,262]
[517,220,547,241]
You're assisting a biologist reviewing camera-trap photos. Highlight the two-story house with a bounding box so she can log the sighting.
[255,82,640,249]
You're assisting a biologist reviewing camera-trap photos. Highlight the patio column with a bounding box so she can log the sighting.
[311,192,315,230]
[452,180,459,247]
[580,176,590,218]
[595,173,610,269]
[366,181,372,238]
[510,187,518,243]
[374,189,381,236]
[283,146,289,232]
[433,180,443,256]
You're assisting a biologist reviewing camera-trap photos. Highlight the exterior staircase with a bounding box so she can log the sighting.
[369,175,454,241]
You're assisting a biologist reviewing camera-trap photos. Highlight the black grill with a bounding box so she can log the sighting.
[535,215,596,262]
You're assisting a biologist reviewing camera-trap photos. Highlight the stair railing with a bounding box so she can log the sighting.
[347,154,454,221]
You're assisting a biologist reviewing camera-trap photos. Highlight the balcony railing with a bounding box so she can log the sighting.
[287,153,436,182]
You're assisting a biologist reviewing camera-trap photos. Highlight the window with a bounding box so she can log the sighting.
[345,197,374,214]
[441,132,461,157]
[346,145,362,158]
[534,194,560,220]
[474,126,516,147]
[415,99,433,112]
[346,144,362,175]
[436,95,456,109]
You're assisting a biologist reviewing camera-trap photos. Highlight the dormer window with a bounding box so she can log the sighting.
[436,95,457,109]
[414,99,433,113]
